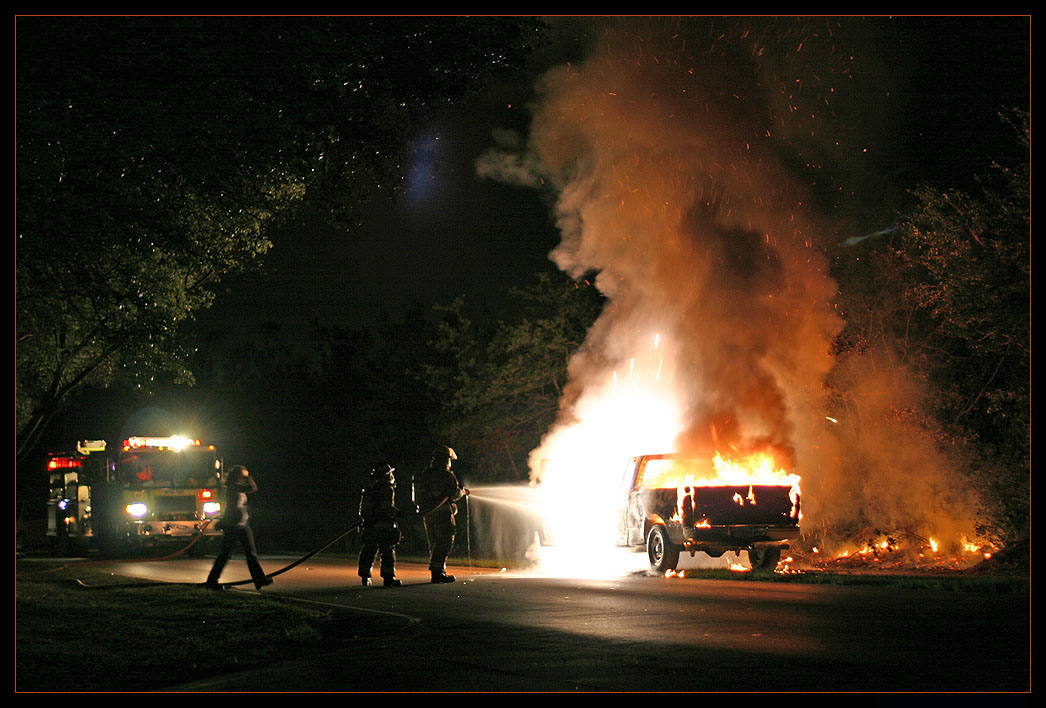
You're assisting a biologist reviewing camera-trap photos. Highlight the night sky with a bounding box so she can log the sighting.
[193,16,1029,345]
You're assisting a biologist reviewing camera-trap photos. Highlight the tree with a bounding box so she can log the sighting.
[16,17,546,464]
[830,110,1028,544]
[892,111,1029,542]
[428,273,604,481]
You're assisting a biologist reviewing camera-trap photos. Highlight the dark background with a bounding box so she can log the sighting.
[18,16,1030,553]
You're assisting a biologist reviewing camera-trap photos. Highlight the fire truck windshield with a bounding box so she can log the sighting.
[118,447,219,487]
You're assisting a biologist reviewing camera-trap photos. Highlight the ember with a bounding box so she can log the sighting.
[796,532,998,572]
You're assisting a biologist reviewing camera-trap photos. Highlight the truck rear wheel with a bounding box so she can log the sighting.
[647,525,680,574]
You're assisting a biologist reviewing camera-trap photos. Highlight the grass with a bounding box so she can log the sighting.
[14,560,400,692]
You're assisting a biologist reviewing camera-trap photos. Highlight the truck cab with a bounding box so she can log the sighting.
[617,453,800,572]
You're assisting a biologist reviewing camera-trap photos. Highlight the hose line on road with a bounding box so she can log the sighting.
[69,497,452,590]
[50,518,218,571]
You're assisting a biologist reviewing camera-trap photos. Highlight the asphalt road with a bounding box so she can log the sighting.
[77,553,1029,693]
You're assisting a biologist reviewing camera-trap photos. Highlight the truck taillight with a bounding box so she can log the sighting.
[198,489,214,501]
[48,457,82,470]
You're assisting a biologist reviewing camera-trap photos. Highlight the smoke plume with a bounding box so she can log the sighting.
[491,19,981,559]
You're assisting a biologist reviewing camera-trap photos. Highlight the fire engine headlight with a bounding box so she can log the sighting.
[202,502,221,515]
[125,503,148,518]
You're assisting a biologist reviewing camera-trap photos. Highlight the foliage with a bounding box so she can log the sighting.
[426,273,604,482]
[16,17,547,463]
[830,110,1029,543]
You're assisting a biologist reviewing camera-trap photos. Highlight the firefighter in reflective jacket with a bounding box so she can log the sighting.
[416,446,468,583]
[357,463,402,587]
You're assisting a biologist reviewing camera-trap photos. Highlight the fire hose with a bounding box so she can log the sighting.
[42,518,219,576]
[71,495,453,590]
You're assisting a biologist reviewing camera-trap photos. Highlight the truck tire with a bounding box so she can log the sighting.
[748,547,781,570]
[647,525,680,574]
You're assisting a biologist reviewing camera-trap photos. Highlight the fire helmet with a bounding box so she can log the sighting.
[431,446,457,462]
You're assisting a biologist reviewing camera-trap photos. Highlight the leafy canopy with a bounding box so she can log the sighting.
[16,17,546,461]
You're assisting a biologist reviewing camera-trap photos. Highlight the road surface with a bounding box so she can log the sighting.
[78,554,1028,692]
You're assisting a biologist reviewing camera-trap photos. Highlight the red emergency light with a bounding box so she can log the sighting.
[47,456,82,470]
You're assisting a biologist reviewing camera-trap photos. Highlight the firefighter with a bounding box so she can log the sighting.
[357,462,402,587]
[416,445,468,583]
[205,465,273,590]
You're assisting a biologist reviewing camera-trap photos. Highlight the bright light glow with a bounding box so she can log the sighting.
[640,452,799,489]
[125,503,148,518]
[530,334,684,577]
[529,331,801,578]
[202,502,221,515]
[123,435,198,452]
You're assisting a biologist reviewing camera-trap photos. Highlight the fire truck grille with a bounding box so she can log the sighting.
[154,495,196,517]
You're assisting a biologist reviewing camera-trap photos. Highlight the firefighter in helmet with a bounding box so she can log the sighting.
[415,445,468,583]
[358,462,402,587]
[205,465,272,591]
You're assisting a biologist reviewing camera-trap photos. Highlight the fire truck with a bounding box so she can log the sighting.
[46,435,225,556]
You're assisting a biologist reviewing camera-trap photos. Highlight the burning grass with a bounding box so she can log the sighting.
[651,543,1028,593]
[647,527,1026,589]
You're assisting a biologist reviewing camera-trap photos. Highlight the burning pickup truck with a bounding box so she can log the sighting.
[617,453,800,572]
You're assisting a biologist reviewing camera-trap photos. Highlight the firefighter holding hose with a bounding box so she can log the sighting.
[357,462,402,587]
[415,445,468,583]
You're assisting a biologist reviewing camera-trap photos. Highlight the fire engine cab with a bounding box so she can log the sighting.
[46,435,225,556]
